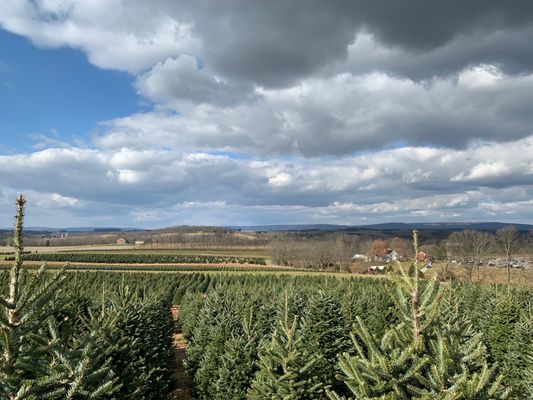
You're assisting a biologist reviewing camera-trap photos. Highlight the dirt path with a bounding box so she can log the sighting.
[171,306,194,400]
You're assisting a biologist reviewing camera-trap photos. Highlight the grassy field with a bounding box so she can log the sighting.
[424,262,533,285]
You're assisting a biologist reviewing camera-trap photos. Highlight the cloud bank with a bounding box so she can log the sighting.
[0,0,532,225]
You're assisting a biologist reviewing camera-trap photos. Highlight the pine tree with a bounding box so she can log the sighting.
[212,310,260,400]
[0,195,116,399]
[327,230,510,400]
[194,323,230,399]
[505,302,533,398]
[247,294,321,400]
[523,352,533,399]
[300,290,351,398]
[487,290,519,367]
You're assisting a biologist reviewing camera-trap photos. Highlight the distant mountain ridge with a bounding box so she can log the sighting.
[230,224,351,232]
[1,222,531,234]
[232,222,533,232]
[0,227,141,234]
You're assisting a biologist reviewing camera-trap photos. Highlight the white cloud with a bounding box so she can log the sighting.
[268,173,292,188]
[33,192,79,208]
[91,68,533,157]
[137,55,255,107]
[451,161,510,182]
[0,137,531,226]
[0,0,199,73]
[458,64,502,88]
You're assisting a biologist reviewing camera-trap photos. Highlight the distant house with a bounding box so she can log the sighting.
[351,253,369,262]
[386,249,399,262]
[116,238,128,245]
[134,240,145,245]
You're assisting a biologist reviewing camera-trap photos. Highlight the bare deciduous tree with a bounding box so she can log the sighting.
[390,237,410,259]
[495,225,520,283]
[446,230,493,283]
[368,239,388,261]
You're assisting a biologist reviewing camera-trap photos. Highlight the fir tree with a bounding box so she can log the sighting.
[523,352,533,399]
[212,310,260,400]
[300,290,351,398]
[505,303,533,398]
[247,294,321,400]
[487,290,519,367]
[327,230,510,400]
[0,195,116,399]
[194,323,230,399]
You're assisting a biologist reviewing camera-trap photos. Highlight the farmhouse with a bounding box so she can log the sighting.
[116,238,128,245]
[351,253,369,262]
[386,249,399,262]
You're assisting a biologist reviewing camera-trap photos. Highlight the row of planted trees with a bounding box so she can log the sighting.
[181,231,533,399]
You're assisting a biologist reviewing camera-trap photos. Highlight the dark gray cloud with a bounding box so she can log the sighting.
[6,1,533,84]
[354,0,532,50]
[174,0,357,87]
[332,25,533,81]
[172,0,533,84]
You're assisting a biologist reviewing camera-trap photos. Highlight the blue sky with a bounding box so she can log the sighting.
[0,30,139,152]
[0,1,532,228]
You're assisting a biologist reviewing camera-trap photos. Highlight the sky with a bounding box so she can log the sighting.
[0,1,532,228]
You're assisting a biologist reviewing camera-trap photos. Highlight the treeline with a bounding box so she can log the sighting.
[8,252,267,265]
[269,228,533,274]
[143,230,269,248]
[441,227,533,283]
[269,233,366,270]
[18,229,269,248]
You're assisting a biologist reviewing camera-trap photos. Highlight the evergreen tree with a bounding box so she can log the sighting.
[194,323,230,399]
[505,303,533,398]
[327,230,510,400]
[300,290,351,398]
[0,195,116,399]
[524,352,533,399]
[247,295,321,400]
[487,290,519,367]
[212,310,260,400]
